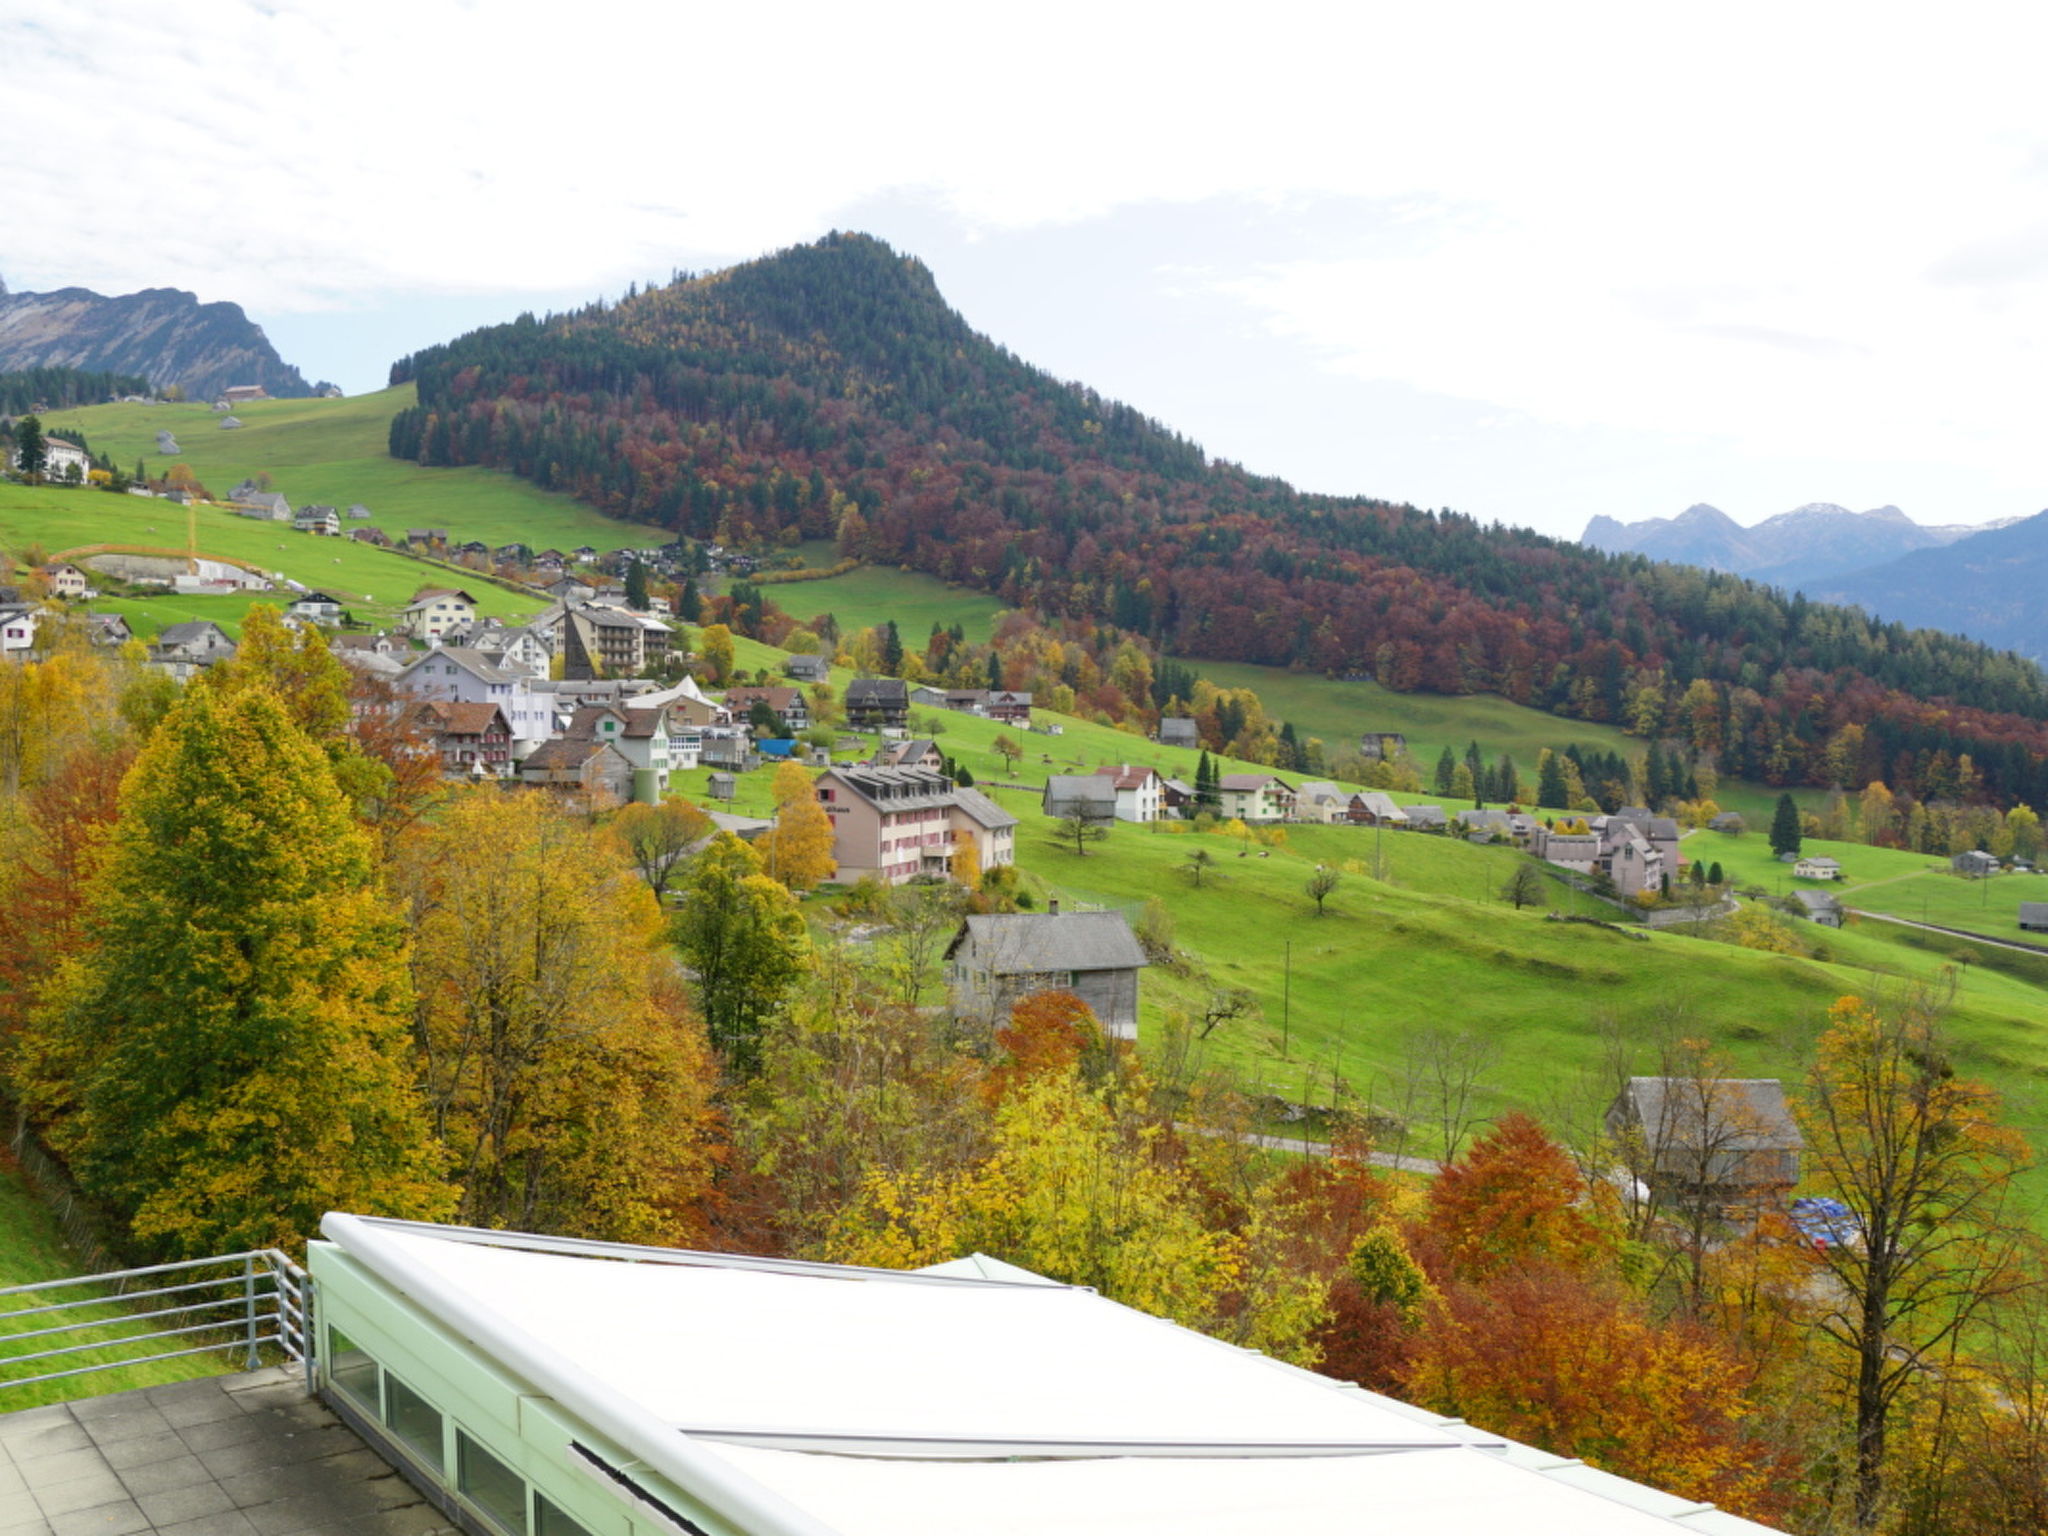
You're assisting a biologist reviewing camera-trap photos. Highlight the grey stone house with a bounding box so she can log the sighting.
[1606,1076,1803,1209]
[945,909,1150,1039]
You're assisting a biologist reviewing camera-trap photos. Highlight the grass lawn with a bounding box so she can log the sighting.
[758,562,1009,645]
[40,386,670,553]
[0,1157,226,1408]
[0,482,551,636]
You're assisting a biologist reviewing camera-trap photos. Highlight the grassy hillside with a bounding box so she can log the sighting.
[0,482,548,636]
[0,1157,225,1406]
[42,386,670,550]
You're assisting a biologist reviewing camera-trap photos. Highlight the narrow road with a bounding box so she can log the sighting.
[1845,907,2048,958]
[1180,1123,1437,1174]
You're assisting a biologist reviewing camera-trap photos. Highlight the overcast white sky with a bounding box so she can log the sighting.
[5,1,2046,539]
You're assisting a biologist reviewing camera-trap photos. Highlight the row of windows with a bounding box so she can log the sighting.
[329,1327,595,1536]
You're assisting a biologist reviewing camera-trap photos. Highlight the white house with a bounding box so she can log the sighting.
[1793,856,1842,881]
[393,646,552,750]
[0,604,39,654]
[1092,763,1164,823]
[401,587,480,639]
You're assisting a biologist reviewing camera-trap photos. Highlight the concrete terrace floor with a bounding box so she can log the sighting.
[0,1367,451,1536]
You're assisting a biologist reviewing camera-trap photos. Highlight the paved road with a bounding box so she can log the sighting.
[1845,907,2048,958]
[1180,1123,1437,1174]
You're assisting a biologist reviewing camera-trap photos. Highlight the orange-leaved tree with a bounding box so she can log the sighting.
[1424,1112,1614,1282]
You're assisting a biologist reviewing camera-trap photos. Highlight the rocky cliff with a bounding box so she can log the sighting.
[0,284,318,399]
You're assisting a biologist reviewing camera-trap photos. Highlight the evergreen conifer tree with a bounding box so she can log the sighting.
[1435,746,1457,795]
[1770,792,1803,858]
[625,558,650,611]
[1538,751,1568,810]
[12,415,45,481]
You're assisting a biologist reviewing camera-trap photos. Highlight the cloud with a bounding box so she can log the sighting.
[2,0,2046,534]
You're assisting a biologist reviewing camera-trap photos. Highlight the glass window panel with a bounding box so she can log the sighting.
[457,1432,527,1532]
[326,1327,379,1412]
[383,1374,444,1473]
[534,1496,595,1536]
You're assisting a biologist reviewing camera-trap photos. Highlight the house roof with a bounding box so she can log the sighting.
[1404,804,1448,826]
[1791,889,1841,913]
[846,678,909,705]
[405,587,478,610]
[292,590,345,606]
[881,738,941,766]
[1797,856,1841,869]
[726,686,803,710]
[1218,773,1290,793]
[1158,718,1199,743]
[1043,774,1117,807]
[399,647,519,686]
[410,700,508,737]
[521,738,620,772]
[2020,903,2048,923]
[824,765,958,812]
[1610,1077,1803,1154]
[1093,763,1162,791]
[155,620,230,646]
[946,911,1149,974]
[952,787,1020,832]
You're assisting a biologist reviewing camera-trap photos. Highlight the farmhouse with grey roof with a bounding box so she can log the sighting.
[946,908,1150,1038]
[1606,1076,1803,1206]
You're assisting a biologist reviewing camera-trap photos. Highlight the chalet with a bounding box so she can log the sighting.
[1791,889,1843,927]
[85,613,132,646]
[493,542,532,564]
[724,685,810,734]
[148,619,237,679]
[1952,849,2000,878]
[346,503,372,519]
[1356,791,1411,827]
[1358,731,1409,761]
[456,622,551,678]
[2020,903,2048,933]
[571,545,598,563]
[845,677,910,731]
[401,587,479,638]
[237,491,292,522]
[988,689,1033,725]
[562,703,673,803]
[293,504,341,536]
[1606,1076,1803,1209]
[406,700,513,777]
[348,526,392,546]
[1092,764,1164,822]
[1157,717,1200,749]
[879,738,945,772]
[404,529,449,547]
[0,603,39,655]
[946,908,1149,1039]
[783,652,831,683]
[1160,776,1196,815]
[1041,774,1118,824]
[909,684,951,710]
[330,632,400,659]
[287,590,347,626]
[1216,773,1295,823]
[393,647,552,748]
[1404,804,1449,831]
[517,738,635,804]
[1457,808,1513,840]
[220,384,268,404]
[39,563,90,599]
[1292,781,1351,823]
[1793,856,1842,881]
[1606,808,1682,869]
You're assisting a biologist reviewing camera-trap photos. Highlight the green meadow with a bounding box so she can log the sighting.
[40,386,670,551]
[0,482,548,636]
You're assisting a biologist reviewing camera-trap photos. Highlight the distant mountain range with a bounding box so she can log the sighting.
[0,281,322,401]
[1581,502,2019,591]
[1817,510,2048,661]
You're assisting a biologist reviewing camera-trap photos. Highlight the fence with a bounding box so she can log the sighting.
[0,1250,313,1397]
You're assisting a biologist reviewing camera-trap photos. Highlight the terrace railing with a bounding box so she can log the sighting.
[0,1250,313,1396]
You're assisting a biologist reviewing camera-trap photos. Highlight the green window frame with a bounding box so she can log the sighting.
[457,1431,527,1533]
[383,1373,445,1474]
[535,1495,596,1536]
[326,1326,380,1414]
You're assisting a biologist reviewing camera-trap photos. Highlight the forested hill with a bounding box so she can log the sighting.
[389,232,2048,807]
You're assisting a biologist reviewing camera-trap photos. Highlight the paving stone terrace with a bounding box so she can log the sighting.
[0,1367,451,1536]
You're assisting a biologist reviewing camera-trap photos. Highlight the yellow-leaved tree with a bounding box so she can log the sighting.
[395,787,722,1245]
[23,683,451,1257]
[755,761,837,892]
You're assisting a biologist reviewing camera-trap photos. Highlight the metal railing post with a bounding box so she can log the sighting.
[243,1254,261,1371]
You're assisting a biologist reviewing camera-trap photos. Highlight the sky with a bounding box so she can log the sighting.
[5,1,2047,540]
